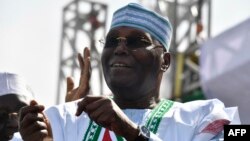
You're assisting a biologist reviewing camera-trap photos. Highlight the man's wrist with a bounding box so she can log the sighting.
[123,122,140,141]
[135,125,150,141]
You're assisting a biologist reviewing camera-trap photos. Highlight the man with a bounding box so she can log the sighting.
[19,3,240,141]
[0,72,34,141]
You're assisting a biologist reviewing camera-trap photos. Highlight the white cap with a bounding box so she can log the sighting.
[0,71,34,98]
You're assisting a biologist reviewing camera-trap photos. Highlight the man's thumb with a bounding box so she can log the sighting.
[30,100,38,106]
[66,77,74,92]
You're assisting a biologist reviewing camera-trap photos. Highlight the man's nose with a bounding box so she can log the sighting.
[116,37,127,47]
[114,38,129,55]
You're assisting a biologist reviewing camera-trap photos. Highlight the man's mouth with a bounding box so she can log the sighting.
[111,63,131,68]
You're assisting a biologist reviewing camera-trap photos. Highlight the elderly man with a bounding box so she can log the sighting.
[19,3,240,141]
[0,72,34,141]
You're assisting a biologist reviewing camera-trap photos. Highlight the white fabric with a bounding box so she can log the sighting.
[44,98,240,141]
[10,132,22,141]
[200,17,250,124]
[0,71,33,98]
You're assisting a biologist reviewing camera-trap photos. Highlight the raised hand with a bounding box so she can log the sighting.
[75,96,139,140]
[65,47,91,102]
[19,100,52,141]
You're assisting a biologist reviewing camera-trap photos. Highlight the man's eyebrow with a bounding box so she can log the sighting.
[106,30,119,38]
[129,31,152,41]
[130,30,144,34]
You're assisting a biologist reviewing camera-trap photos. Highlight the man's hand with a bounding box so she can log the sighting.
[65,47,91,102]
[75,96,139,140]
[19,100,52,141]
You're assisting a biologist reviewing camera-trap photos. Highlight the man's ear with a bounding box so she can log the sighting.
[161,52,170,72]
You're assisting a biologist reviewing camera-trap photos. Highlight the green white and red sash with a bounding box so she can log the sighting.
[82,99,173,141]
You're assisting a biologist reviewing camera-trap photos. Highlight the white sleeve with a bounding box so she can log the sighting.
[192,99,240,141]
[209,107,241,141]
[44,105,66,141]
[225,107,241,124]
[146,99,240,141]
[44,100,80,141]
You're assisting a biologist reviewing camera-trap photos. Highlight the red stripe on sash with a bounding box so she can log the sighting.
[103,129,112,141]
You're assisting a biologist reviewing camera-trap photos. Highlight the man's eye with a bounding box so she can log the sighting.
[105,38,117,48]
[141,40,151,46]
[131,38,151,48]
[127,38,138,46]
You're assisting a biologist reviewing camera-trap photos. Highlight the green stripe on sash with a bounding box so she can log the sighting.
[116,135,124,141]
[82,121,102,141]
[82,120,93,141]
[146,99,174,133]
[145,100,164,128]
[92,126,102,141]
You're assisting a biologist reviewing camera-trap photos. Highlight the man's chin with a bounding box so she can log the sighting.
[109,78,135,88]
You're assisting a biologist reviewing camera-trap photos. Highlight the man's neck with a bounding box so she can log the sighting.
[113,94,160,109]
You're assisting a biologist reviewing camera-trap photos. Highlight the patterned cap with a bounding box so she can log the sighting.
[110,3,172,51]
[0,71,34,98]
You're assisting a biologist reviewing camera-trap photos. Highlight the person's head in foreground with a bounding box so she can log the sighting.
[101,3,172,107]
[0,72,33,141]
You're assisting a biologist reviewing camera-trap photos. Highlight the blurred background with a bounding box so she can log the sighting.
[0,0,249,123]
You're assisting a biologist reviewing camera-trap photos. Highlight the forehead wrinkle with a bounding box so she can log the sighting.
[107,27,153,41]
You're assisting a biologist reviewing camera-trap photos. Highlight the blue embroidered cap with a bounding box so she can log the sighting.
[110,3,173,51]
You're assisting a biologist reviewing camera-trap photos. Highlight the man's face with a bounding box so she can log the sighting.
[101,26,164,100]
[0,94,28,141]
